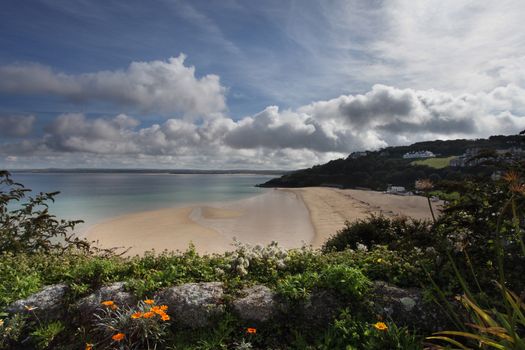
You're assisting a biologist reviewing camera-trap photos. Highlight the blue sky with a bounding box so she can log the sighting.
[1,0,525,169]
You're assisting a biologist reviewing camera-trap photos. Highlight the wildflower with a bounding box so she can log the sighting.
[376,258,383,263]
[101,300,118,310]
[142,311,155,319]
[161,314,170,321]
[144,299,155,305]
[112,333,125,342]
[246,327,257,334]
[24,305,38,311]
[85,343,93,350]
[160,305,168,311]
[131,312,143,319]
[356,243,368,252]
[503,170,520,184]
[509,182,525,195]
[0,319,4,327]
[373,322,388,331]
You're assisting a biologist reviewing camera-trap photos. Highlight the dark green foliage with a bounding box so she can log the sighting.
[0,170,89,254]
[323,215,434,253]
[313,309,422,350]
[260,134,524,190]
[2,168,525,349]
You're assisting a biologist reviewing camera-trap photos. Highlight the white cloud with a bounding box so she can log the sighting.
[0,55,227,117]
[2,84,525,169]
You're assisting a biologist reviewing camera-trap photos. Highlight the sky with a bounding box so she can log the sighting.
[1,0,525,169]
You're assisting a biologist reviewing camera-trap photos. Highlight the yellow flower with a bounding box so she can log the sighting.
[131,312,142,319]
[112,333,125,342]
[377,258,383,263]
[0,319,4,327]
[85,343,94,350]
[142,311,155,319]
[373,322,388,331]
[144,299,155,305]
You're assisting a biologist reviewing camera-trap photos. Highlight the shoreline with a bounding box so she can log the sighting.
[85,187,440,256]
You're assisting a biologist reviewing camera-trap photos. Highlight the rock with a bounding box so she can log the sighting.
[156,282,225,328]
[233,285,276,322]
[75,282,136,323]
[302,289,346,327]
[7,284,69,321]
[371,281,450,331]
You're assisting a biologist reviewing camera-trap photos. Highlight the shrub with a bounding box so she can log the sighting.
[275,272,319,301]
[0,171,89,254]
[30,321,64,350]
[318,264,370,299]
[322,215,434,254]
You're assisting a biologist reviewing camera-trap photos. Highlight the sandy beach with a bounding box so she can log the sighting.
[86,187,439,256]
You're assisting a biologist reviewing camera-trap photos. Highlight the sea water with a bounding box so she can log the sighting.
[8,172,273,232]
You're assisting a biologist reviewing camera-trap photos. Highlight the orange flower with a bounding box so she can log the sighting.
[373,322,388,331]
[85,343,93,350]
[112,333,125,342]
[246,327,257,334]
[161,314,170,321]
[503,170,520,184]
[101,300,114,307]
[131,312,143,319]
[142,311,155,319]
[144,299,155,305]
[160,305,168,311]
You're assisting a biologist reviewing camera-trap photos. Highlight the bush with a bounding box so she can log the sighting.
[0,171,89,254]
[322,215,434,253]
[318,264,370,299]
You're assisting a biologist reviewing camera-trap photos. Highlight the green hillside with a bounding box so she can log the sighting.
[410,156,456,169]
[260,134,524,190]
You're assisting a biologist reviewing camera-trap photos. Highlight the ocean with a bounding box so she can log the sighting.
[8,172,273,232]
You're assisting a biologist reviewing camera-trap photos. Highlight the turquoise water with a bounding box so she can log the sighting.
[9,173,273,231]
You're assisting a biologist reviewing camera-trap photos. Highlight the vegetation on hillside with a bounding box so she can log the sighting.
[410,156,456,169]
[1,168,524,349]
[260,134,524,190]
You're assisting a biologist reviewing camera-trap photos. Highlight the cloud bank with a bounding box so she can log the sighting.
[2,84,525,169]
[0,55,226,117]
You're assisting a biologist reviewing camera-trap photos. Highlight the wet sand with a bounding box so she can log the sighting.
[86,187,439,255]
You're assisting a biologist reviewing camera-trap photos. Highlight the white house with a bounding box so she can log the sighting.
[402,150,435,159]
[386,185,406,193]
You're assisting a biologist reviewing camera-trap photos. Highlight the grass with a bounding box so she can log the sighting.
[410,156,457,169]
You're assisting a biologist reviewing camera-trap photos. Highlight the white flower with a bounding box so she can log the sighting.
[357,243,368,252]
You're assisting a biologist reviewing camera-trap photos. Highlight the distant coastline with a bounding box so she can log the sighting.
[9,168,290,176]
